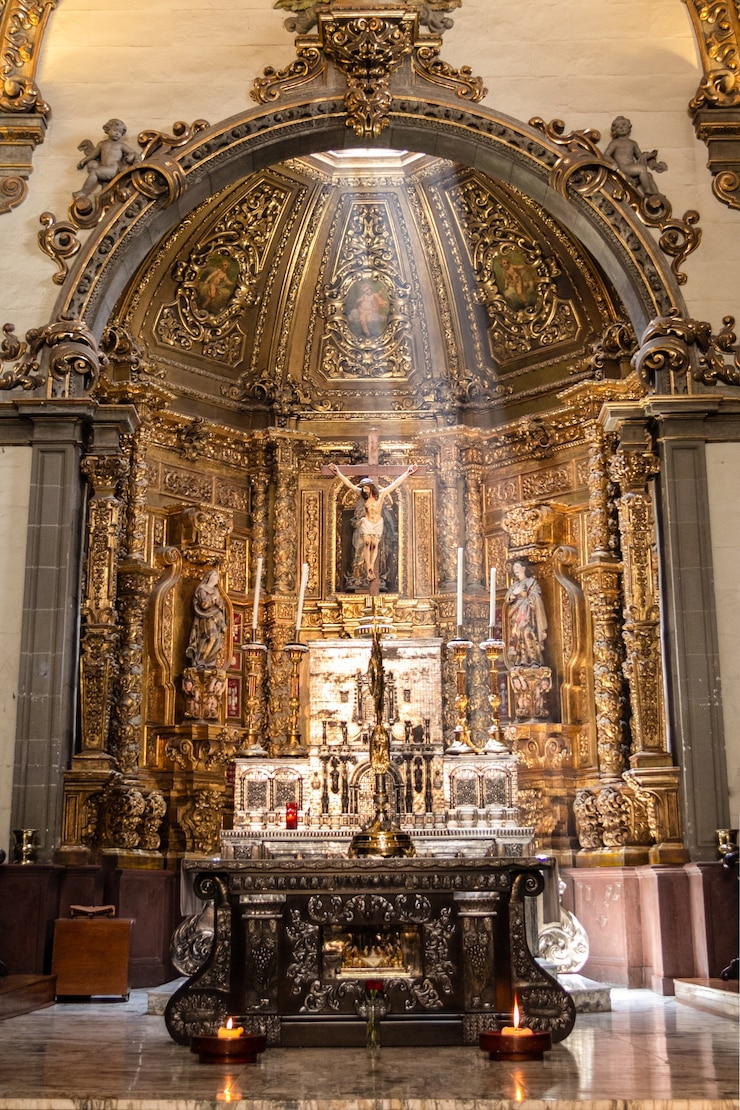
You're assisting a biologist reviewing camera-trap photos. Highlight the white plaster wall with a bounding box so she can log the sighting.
[705,443,740,826]
[0,448,32,859]
[0,0,738,334]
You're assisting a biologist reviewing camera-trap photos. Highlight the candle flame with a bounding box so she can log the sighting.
[225,1016,234,1030]
[512,998,521,1028]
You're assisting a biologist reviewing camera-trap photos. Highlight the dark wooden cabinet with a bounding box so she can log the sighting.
[51,918,133,999]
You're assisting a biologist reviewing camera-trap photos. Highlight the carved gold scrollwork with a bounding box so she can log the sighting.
[0,321,44,390]
[322,201,413,379]
[573,788,603,849]
[37,212,81,285]
[180,788,225,855]
[156,180,289,365]
[165,730,233,771]
[251,44,325,104]
[450,176,578,359]
[584,320,638,381]
[501,505,554,550]
[83,774,166,853]
[0,313,103,394]
[319,13,416,138]
[0,0,54,214]
[624,765,687,862]
[608,445,668,765]
[596,783,630,847]
[35,120,207,277]
[632,306,740,389]
[686,1,740,210]
[412,42,486,101]
[532,118,701,286]
[69,120,208,230]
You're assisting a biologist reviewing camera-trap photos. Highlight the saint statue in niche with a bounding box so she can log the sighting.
[185,568,227,669]
[493,248,539,311]
[345,278,391,339]
[504,559,548,666]
[194,252,239,315]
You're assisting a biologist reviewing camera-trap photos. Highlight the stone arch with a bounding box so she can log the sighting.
[50,95,686,351]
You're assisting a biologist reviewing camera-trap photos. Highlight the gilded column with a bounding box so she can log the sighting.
[576,403,625,785]
[250,438,270,570]
[266,432,304,753]
[431,435,462,595]
[609,445,667,764]
[111,401,162,774]
[461,442,485,592]
[601,404,687,863]
[270,434,300,595]
[77,454,127,766]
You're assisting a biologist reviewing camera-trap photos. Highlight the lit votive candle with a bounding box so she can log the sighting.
[217,1017,244,1039]
[502,999,532,1036]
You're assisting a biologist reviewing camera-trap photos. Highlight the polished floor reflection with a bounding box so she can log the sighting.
[0,986,737,1109]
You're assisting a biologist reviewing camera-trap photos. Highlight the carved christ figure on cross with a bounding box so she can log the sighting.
[329,461,417,584]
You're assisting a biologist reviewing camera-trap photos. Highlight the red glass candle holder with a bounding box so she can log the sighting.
[285,802,298,829]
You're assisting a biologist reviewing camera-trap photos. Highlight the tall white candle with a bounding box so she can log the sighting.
[489,565,496,628]
[251,556,263,631]
[295,561,309,633]
[456,547,464,629]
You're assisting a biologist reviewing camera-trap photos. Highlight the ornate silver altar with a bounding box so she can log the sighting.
[165,856,576,1048]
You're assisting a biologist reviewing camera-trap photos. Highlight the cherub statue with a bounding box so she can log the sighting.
[604,116,667,197]
[75,118,139,198]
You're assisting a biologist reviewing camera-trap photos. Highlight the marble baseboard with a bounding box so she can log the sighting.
[674,977,739,1020]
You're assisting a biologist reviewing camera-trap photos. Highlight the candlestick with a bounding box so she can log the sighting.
[236,639,268,757]
[456,546,464,629]
[282,639,308,756]
[489,565,496,628]
[251,556,263,632]
[479,633,507,752]
[295,561,309,636]
[446,634,477,752]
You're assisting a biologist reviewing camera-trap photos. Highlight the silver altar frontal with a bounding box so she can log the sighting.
[165,856,576,1048]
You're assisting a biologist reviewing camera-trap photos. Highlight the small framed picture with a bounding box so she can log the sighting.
[230,611,243,670]
[227,675,242,719]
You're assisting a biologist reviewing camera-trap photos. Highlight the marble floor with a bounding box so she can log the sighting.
[0,986,737,1110]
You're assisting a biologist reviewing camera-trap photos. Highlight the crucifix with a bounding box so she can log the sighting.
[322,430,419,596]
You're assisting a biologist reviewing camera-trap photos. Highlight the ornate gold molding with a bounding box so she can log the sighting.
[686,0,740,210]
[0,0,55,214]
[253,2,484,138]
[0,313,104,394]
[632,306,740,392]
[533,117,701,287]
[37,120,208,284]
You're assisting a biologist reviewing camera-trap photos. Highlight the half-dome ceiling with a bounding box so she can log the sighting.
[120,150,624,431]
